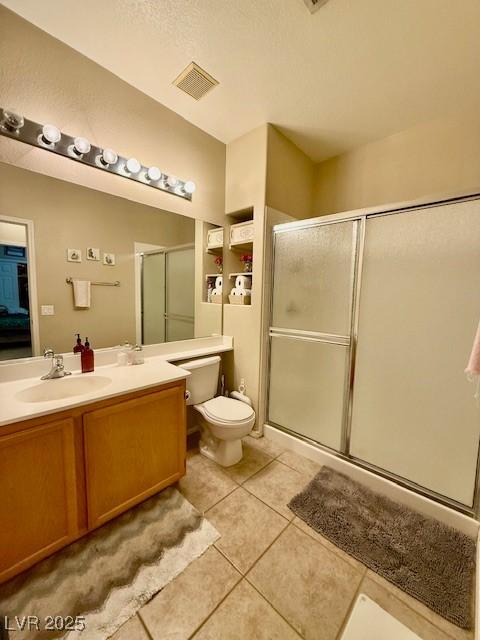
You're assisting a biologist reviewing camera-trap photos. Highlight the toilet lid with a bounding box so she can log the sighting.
[202,396,254,423]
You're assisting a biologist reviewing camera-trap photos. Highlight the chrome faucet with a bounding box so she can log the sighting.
[41,349,72,380]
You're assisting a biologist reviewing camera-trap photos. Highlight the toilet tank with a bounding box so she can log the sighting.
[181,355,221,405]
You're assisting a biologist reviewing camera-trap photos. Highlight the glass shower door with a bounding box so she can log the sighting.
[349,201,480,506]
[268,220,358,451]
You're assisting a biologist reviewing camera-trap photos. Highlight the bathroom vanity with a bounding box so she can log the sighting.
[0,373,187,584]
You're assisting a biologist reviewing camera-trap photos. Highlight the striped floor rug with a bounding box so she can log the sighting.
[0,488,219,640]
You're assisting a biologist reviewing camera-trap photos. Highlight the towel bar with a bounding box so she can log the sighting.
[66,277,120,287]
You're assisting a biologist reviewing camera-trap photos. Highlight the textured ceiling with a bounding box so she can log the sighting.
[3,0,480,161]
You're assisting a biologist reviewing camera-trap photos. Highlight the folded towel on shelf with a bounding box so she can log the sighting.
[466,320,480,399]
[215,276,223,289]
[72,279,91,308]
[212,287,222,295]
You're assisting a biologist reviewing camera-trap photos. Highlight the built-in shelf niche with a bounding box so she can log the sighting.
[201,222,223,303]
[225,208,254,306]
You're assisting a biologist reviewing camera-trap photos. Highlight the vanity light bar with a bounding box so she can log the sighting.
[0,107,196,201]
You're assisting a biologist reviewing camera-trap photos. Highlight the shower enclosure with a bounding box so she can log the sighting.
[267,196,480,514]
[142,245,195,344]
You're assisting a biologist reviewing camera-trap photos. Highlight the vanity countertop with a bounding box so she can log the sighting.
[0,357,192,427]
[0,336,233,427]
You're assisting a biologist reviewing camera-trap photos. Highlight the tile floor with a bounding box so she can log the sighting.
[112,436,474,640]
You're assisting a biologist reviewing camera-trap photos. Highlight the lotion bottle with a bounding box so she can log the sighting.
[81,337,95,373]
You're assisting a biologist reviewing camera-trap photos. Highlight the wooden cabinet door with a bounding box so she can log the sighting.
[0,419,78,583]
[83,383,186,529]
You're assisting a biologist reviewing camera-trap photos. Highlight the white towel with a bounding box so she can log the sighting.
[72,279,91,308]
[212,287,222,295]
[215,276,223,289]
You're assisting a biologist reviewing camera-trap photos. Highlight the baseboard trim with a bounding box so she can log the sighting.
[264,424,479,539]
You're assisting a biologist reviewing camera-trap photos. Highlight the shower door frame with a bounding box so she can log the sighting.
[265,192,480,518]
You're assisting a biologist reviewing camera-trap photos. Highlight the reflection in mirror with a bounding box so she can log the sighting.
[141,245,195,344]
[0,220,32,360]
[0,162,222,361]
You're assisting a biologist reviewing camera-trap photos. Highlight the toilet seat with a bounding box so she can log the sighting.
[200,395,254,425]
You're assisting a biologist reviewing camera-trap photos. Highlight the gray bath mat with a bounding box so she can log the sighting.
[288,466,476,629]
[0,487,219,640]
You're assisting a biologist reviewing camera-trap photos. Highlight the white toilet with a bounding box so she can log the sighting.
[182,355,255,466]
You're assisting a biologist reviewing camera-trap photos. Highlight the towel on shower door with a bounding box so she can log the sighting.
[72,279,91,308]
[465,320,480,399]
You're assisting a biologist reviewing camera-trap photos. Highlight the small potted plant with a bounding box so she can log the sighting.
[240,254,253,273]
[214,255,223,273]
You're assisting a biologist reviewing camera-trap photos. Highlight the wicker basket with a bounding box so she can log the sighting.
[228,294,251,305]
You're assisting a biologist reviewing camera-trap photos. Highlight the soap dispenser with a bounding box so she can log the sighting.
[81,337,95,373]
[73,334,84,354]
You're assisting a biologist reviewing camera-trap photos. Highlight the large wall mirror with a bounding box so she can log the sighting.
[0,162,223,361]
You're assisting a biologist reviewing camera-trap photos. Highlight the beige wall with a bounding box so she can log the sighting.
[0,6,225,226]
[223,126,268,421]
[314,114,480,215]
[0,163,194,353]
[225,125,268,215]
[266,126,315,220]
[223,124,314,427]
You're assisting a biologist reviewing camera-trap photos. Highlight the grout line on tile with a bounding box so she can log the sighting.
[136,611,155,640]
[244,522,292,580]
[185,570,243,639]
[213,543,246,575]
[244,576,304,638]
[212,512,290,576]
[240,482,296,521]
[333,569,368,640]
[204,485,242,516]
[276,456,321,481]
[240,456,279,483]
[244,437,284,460]
[200,484,238,513]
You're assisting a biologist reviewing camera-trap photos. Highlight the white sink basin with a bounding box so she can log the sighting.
[16,376,112,403]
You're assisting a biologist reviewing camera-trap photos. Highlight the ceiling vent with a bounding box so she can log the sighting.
[173,62,218,100]
[303,0,331,13]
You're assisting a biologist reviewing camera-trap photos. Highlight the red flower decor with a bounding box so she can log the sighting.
[240,254,253,263]
[214,256,223,266]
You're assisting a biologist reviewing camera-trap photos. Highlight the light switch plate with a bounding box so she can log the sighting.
[41,305,55,316]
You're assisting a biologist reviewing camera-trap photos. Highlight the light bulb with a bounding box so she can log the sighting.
[99,148,118,166]
[72,136,91,156]
[41,124,61,145]
[166,175,178,188]
[1,108,24,132]
[183,181,196,194]
[125,157,141,174]
[146,166,162,182]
